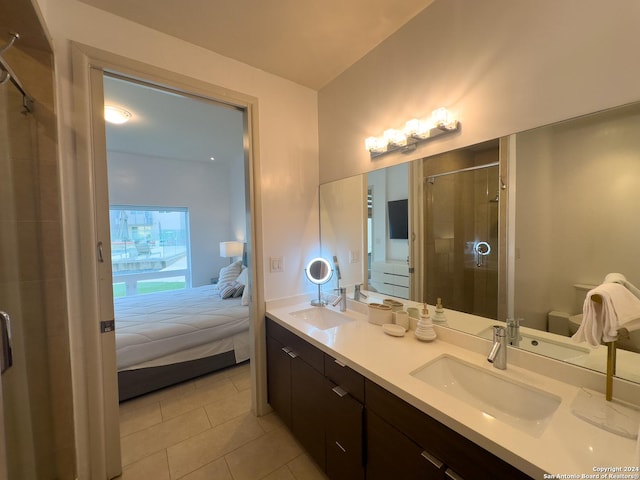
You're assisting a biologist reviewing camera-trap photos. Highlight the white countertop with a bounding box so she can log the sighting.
[266,298,640,478]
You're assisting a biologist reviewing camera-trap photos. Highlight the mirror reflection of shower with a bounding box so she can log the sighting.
[424,155,500,319]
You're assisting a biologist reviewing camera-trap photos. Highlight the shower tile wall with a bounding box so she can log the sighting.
[0,32,75,480]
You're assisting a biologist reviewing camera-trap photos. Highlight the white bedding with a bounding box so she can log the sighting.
[115,284,250,370]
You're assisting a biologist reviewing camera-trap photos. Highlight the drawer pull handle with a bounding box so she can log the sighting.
[334,359,347,367]
[420,450,443,469]
[445,468,464,480]
[281,347,291,354]
[287,350,298,359]
[335,441,346,453]
[332,385,348,397]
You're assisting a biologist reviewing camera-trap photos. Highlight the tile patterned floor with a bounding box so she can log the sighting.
[116,363,329,480]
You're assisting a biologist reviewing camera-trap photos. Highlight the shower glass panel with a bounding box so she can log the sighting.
[0,79,54,478]
[425,164,499,319]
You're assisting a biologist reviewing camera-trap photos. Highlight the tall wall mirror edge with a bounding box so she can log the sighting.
[320,101,640,385]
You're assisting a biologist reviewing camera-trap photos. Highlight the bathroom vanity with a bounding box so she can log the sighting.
[266,316,526,479]
[266,299,640,478]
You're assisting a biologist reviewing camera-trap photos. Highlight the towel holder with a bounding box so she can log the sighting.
[590,293,617,402]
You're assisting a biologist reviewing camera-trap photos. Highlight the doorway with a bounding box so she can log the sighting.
[68,44,264,479]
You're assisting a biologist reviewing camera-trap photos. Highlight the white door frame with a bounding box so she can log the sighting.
[64,42,266,478]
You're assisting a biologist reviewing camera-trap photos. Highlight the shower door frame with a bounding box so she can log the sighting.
[417,137,510,321]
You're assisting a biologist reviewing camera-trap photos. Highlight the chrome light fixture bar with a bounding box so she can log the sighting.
[365,107,460,159]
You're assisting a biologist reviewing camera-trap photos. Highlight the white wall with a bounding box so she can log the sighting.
[39,0,320,301]
[319,175,365,289]
[318,0,640,183]
[107,151,237,287]
[514,104,640,329]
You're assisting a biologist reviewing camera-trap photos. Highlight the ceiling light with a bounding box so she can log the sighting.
[210,156,215,161]
[104,105,132,124]
[365,107,460,159]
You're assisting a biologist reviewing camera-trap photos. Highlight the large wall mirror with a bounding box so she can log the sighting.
[320,101,640,385]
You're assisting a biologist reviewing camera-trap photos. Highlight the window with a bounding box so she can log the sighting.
[109,206,191,297]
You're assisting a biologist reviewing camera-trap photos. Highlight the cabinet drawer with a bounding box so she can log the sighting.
[326,378,365,480]
[367,410,442,480]
[382,272,409,287]
[365,380,531,480]
[324,354,365,403]
[266,318,324,373]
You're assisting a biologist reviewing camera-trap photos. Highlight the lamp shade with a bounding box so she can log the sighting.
[220,241,243,258]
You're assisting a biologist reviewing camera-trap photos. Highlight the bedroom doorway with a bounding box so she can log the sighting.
[69,44,263,478]
[102,72,252,394]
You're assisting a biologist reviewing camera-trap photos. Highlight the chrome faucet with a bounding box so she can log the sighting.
[487,326,507,370]
[506,318,521,347]
[332,287,347,312]
[353,284,368,301]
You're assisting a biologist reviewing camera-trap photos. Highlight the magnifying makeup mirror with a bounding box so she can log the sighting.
[305,257,333,306]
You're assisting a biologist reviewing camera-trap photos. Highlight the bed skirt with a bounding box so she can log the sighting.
[118,350,244,402]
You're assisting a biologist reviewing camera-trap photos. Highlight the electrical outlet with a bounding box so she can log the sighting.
[270,256,284,273]
[349,250,360,263]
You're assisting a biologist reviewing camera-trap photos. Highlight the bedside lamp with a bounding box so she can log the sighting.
[220,241,243,264]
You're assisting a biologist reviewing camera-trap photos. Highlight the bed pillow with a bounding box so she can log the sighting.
[233,283,245,298]
[236,267,250,305]
[241,283,249,306]
[220,281,243,299]
[236,267,248,286]
[218,260,243,286]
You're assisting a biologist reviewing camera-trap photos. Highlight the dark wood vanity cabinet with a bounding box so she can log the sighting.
[367,409,445,479]
[266,318,366,478]
[266,318,325,467]
[365,380,532,480]
[266,317,531,480]
[324,355,365,480]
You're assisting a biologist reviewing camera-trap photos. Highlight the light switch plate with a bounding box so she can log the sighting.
[270,256,284,273]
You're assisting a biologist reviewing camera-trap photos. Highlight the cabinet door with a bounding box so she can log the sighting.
[266,335,292,428]
[325,380,364,480]
[367,410,445,480]
[291,355,326,470]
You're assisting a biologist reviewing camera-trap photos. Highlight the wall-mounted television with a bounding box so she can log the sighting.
[387,199,408,240]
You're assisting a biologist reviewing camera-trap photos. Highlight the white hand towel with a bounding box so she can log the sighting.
[572,282,640,347]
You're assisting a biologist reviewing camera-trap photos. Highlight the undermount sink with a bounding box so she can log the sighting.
[411,355,561,437]
[478,326,590,360]
[289,307,355,330]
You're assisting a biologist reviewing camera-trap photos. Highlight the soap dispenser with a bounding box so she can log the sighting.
[414,304,436,341]
[432,297,447,324]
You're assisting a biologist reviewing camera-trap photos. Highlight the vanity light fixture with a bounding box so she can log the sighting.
[365,107,460,159]
[104,105,132,125]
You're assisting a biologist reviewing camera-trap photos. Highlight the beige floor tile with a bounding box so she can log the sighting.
[224,427,302,480]
[121,408,210,467]
[178,457,233,480]
[192,367,237,389]
[161,378,238,420]
[120,401,163,437]
[167,412,264,479]
[116,450,170,480]
[256,412,285,433]
[229,368,251,391]
[286,454,328,480]
[261,465,296,480]
[204,388,252,427]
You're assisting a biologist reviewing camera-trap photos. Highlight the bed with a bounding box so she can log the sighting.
[115,281,250,401]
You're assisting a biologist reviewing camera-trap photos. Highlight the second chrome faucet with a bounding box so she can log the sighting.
[487,325,507,370]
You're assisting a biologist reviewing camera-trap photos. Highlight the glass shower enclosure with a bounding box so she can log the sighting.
[424,163,500,319]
